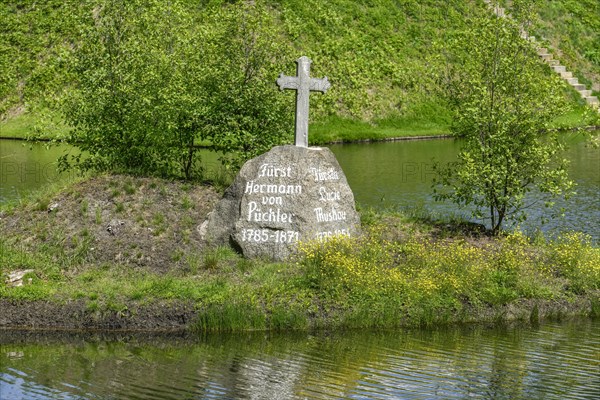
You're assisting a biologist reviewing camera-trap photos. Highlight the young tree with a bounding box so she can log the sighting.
[202,2,293,171]
[61,0,292,179]
[434,0,573,235]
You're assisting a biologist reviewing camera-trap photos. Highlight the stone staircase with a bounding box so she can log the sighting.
[537,46,599,112]
[484,1,600,114]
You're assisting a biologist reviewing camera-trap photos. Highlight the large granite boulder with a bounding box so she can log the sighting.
[203,145,360,260]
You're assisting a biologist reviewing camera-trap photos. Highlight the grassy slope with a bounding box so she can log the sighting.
[0,0,598,143]
[533,0,600,95]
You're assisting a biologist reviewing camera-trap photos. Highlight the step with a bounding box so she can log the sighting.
[566,77,579,85]
[547,59,560,66]
[579,89,592,97]
[537,48,548,55]
[539,53,553,61]
[572,83,586,91]
[585,96,599,106]
[520,30,529,39]
[560,71,573,79]
[552,65,566,73]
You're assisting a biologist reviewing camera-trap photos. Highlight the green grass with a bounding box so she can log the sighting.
[533,0,600,92]
[1,207,598,332]
[551,106,600,130]
[0,110,69,140]
[310,113,452,145]
[5,104,594,147]
[2,0,597,146]
[0,113,36,139]
[2,109,452,145]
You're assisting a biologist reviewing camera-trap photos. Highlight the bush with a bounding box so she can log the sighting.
[434,0,574,234]
[61,0,292,179]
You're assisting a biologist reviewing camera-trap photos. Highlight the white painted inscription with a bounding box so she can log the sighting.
[316,229,349,240]
[313,206,347,223]
[245,181,302,195]
[242,161,352,246]
[258,164,293,178]
[262,196,283,205]
[319,187,340,202]
[207,144,359,261]
[247,201,293,223]
[310,167,339,182]
[242,229,299,243]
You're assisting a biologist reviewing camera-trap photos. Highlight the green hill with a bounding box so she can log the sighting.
[532,0,600,92]
[1,0,598,142]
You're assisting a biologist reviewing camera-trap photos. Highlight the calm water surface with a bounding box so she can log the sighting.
[1,319,599,399]
[330,133,599,240]
[0,141,70,202]
[1,139,599,399]
[0,140,221,203]
[1,133,598,240]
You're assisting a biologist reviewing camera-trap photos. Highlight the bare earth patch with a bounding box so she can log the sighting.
[1,174,220,274]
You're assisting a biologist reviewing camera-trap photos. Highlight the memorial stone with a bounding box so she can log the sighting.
[203,56,360,260]
[204,145,360,260]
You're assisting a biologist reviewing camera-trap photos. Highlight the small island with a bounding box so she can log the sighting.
[1,173,598,332]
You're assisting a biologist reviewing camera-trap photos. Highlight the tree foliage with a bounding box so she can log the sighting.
[4,0,597,137]
[202,3,293,170]
[434,0,574,235]
[60,0,292,179]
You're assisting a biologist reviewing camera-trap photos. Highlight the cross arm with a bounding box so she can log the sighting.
[309,76,331,93]
[276,73,299,91]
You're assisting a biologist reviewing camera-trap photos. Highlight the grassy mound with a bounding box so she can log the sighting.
[1,175,598,331]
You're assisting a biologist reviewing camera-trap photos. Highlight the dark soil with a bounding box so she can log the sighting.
[0,296,595,333]
[0,174,224,331]
[0,298,197,331]
[1,174,220,274]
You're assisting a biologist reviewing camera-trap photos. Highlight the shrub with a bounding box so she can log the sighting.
[61,0,292,178]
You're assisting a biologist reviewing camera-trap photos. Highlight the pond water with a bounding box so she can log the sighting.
[0,140,70,203]
[1,319,598,399]
[329,133,599,241]
[1,133,598,240]
[0,141,222,203]
[1,140,598,399]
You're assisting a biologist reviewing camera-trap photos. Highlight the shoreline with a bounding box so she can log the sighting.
[0,296,597,334]
[0,133,453,144]
[1,175,598,336]
[2,125,598,146]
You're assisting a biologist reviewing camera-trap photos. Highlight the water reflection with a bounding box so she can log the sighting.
[1,319,599,399]
[0,141,222,203]
[0,141,70,202]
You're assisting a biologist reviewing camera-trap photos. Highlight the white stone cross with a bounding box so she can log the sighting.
[277,56,330,147]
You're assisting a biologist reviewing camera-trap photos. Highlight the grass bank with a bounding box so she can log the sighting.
[1,175,598,332]
[2,0,598,146]
[0,109,69,141]
[2,105,598,145]
[309,104,453,144]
